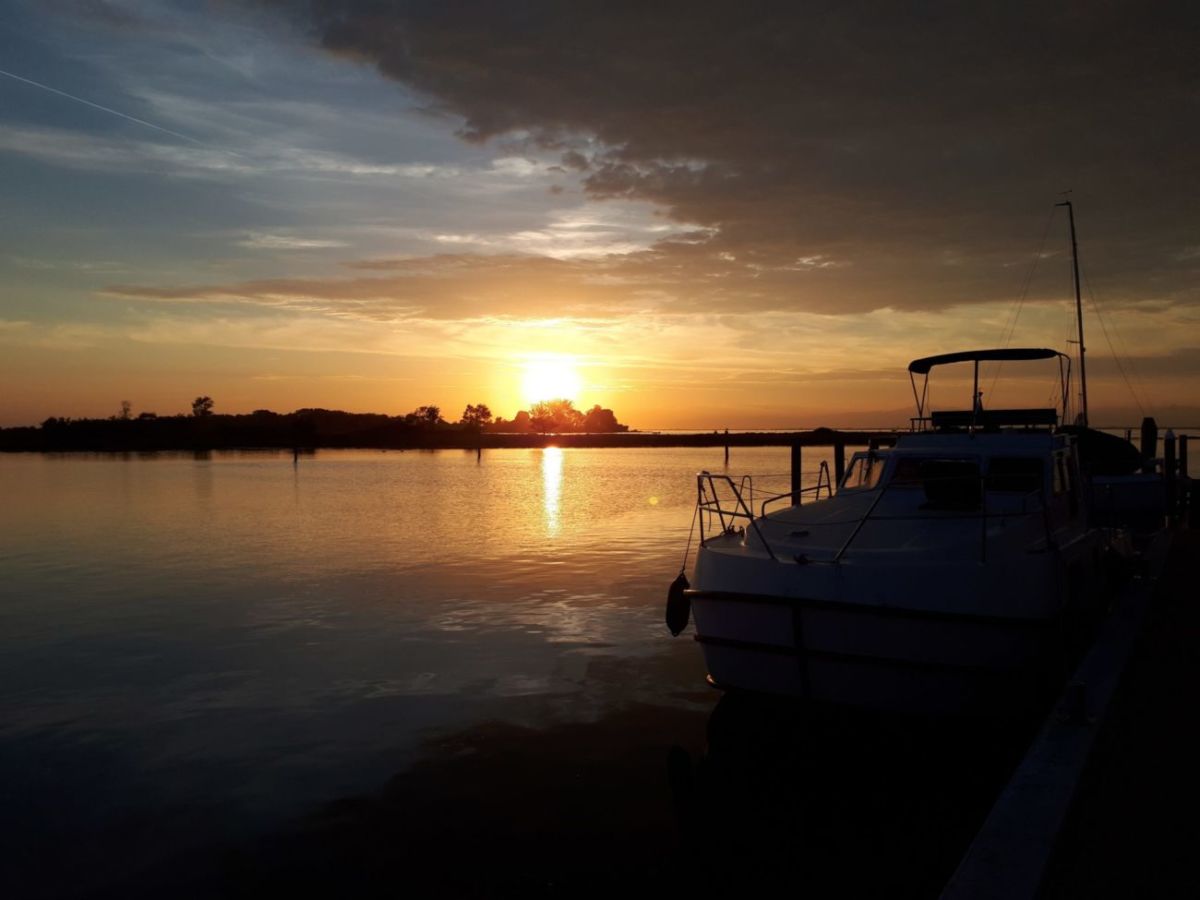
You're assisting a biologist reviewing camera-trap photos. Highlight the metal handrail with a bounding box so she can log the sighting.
[833,479,891,564]
[696,471,777,561]
[698,467,1057,568]
[760,484,826,518]
[759,460,834,517]
[829,483,1047,565]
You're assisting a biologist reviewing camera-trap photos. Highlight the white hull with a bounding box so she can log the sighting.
[682,428,1111,715]
[691,592,1063,715]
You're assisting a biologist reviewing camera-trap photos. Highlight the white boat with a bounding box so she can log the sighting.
[668,348,1124,715]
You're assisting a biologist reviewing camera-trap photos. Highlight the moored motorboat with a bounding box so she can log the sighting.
[668,348,1141,715]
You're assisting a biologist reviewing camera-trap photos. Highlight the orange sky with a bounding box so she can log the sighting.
[1,3,1196,428]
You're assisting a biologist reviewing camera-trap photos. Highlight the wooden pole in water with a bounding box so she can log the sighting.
[1180,434,1189,479]
[1164,430,1177,525]
[834,439,846,486]
[1141,417,1158,474]
[791,443,802,506]
[724,428,729,466]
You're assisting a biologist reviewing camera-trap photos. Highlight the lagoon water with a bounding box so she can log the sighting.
[0,448,772,892]
[1,447,1026,897]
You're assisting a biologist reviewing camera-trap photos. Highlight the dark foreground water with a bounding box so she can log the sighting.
[0,449,1035,898]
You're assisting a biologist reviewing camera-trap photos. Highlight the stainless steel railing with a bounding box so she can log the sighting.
[697,465,1057,567]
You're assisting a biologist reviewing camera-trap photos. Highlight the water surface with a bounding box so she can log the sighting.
[1,447,1023,897]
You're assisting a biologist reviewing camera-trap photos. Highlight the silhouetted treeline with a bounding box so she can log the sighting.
[0,404,630,452]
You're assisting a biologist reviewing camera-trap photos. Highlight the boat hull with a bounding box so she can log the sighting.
[689,590,1070,715]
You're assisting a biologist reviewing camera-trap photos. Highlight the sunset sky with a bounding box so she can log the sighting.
[1,1,1196,428]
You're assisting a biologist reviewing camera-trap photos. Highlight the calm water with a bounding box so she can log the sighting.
[1,447,1028,897]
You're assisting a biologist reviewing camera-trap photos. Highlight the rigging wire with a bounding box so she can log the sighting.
[987,206,1059,405]
[1062,254,1081,421]
[1082,269,1152,418]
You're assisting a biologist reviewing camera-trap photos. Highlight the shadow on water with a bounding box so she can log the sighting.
[677,694,1041,897]
[113,695,1041,900]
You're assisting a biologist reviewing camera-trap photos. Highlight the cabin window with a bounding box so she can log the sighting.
[1064,453,1078,515]
[985,457,1044,493]
[842,453,885,490]
[1053,454,1067,495]
[890,456,975,486]
[886,456,985,510]
[918,459,981,511]
[1052,452,1079,514]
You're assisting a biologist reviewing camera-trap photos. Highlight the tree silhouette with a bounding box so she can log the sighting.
[191,396,214,417]
[460,404,493,430]
[117,400,132,421]
[582,404,627,433]
[409,405,442,426]
[529,398,584,433]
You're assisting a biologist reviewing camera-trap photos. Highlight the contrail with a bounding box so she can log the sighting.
[0,66,210,148]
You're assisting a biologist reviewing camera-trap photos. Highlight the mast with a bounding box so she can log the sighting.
[1056,198,1088,425]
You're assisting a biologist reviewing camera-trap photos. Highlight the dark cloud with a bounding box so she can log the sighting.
[104,244,1011,319]
[1087,346,1200,378]
[106,253,663,320]
[255,0,1199,312]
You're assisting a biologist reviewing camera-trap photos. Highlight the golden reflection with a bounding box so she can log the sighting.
[541,446,563,534]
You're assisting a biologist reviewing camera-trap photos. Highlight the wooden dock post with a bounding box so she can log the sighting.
[834,439,846,486]
[1164,430,1177,525]
[724,428,729,466]
[790,443,802,506]
[1140,417,1158,474]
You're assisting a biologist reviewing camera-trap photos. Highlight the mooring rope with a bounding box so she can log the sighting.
[679,501,700,575]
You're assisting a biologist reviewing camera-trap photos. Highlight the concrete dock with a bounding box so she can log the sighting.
[944,526,1199,898]
[1038,528,1200,897]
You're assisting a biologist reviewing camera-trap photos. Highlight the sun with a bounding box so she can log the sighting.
[521,354,582,405]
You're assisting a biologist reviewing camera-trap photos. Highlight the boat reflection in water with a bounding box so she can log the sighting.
[667,691,1042,896]
[223,691,1037,898]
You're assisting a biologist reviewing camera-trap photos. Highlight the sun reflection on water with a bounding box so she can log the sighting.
[541,446,563,534]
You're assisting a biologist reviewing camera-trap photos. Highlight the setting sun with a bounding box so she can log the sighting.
[521,355,583,405]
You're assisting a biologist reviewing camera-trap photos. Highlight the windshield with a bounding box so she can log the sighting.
[841,452,886,491]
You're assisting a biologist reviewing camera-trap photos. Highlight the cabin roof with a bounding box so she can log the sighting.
[907,348,1062,375]
[896,431,1063,451]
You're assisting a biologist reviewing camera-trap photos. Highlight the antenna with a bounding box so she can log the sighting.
[1055,196,1088,426]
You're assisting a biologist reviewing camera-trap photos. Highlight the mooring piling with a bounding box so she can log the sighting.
[790,443,802,504]
[1141,417,1158,474]
[1164,430,1177,525]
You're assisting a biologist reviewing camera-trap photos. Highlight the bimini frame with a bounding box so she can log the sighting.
[908,348,1072,431]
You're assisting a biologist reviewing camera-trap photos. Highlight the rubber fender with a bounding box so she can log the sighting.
[666,572,691,636]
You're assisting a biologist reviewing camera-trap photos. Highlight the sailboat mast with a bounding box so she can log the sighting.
[1057,199,1088,425]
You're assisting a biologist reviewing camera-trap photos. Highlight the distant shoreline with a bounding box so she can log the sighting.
[0,428,901,453]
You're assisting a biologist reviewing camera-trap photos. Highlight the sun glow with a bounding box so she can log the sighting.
[521,354,582,405]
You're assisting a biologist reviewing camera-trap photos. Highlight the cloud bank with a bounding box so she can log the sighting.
[246,0,1198,313]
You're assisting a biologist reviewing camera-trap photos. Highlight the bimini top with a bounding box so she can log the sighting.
[907,348,1062,375]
